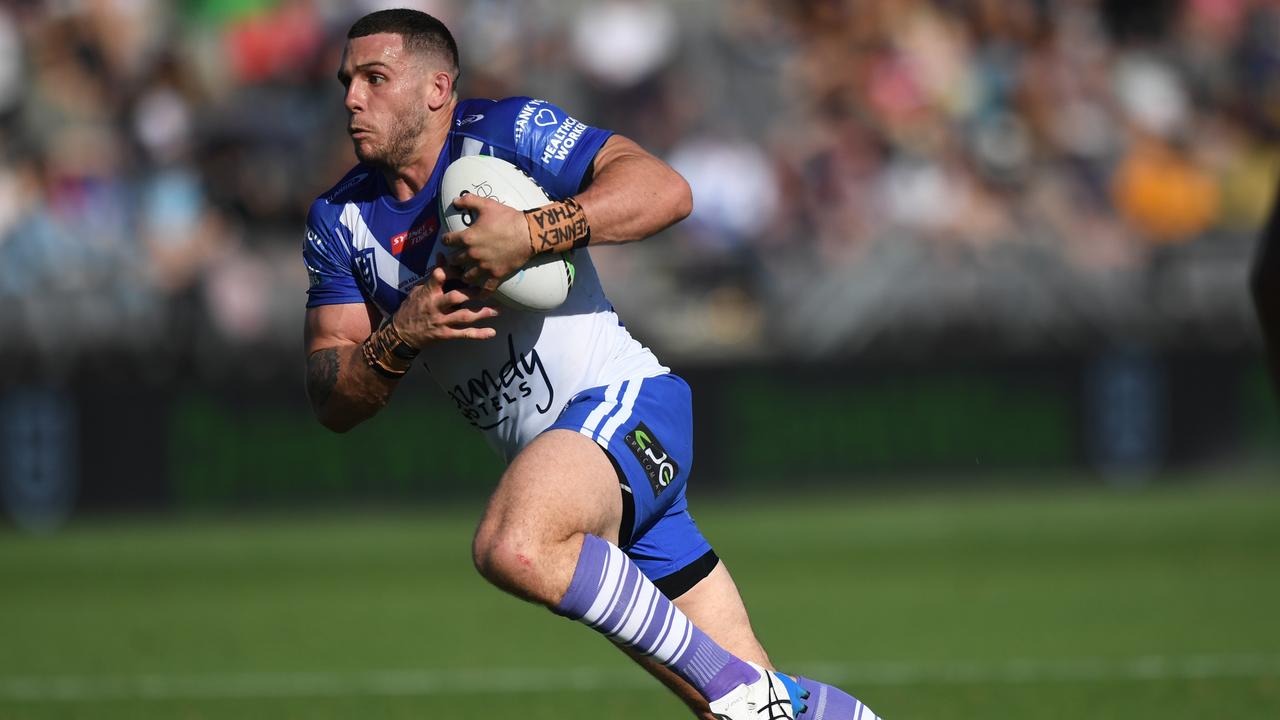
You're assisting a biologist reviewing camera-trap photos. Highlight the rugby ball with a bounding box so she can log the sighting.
[439,155,575,312]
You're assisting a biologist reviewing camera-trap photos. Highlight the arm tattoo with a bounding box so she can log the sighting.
[307,348,340,410]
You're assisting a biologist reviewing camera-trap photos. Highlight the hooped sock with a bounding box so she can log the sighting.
[555,533,759,701]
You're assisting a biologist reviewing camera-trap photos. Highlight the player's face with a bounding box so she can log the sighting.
[338,34,431,168]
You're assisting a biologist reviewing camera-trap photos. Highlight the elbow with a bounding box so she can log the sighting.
[669,171,693,224]
[316,412,358,434]
[310,397,369,434]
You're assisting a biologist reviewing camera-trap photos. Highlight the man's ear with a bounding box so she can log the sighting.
[427,69,453,111]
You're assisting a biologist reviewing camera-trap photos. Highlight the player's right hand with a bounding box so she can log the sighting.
[391,254,499,347]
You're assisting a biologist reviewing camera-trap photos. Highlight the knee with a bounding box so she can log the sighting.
[471,522,542,595]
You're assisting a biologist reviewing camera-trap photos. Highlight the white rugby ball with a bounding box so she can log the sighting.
[439,154,575,312]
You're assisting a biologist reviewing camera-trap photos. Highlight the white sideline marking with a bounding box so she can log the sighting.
[1,654,1278,702]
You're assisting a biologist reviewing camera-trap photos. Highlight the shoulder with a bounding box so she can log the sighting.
[453,96,537,129]
[454,96,610,158]
[452,96,539,146]
[453,96,598,140]
[306,165,378,253]
[311,164,380,217]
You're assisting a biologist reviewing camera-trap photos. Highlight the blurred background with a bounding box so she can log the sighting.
[1,0,1276,517]
[0,0,1278,718]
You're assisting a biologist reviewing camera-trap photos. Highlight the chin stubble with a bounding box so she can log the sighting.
[375,105,430,169]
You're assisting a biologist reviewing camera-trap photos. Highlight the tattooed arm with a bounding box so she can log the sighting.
[305,261,499,432]
[305,302,397,433]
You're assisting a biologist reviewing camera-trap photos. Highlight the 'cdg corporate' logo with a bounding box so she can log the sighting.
[624,422,678,497]
[447,334,553,431]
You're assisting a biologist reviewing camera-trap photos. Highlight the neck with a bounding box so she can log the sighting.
[380,98,457,202]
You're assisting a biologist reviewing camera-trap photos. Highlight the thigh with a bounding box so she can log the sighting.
[547,373,694,547]
[473,428,624,605]
[478,428,623,550]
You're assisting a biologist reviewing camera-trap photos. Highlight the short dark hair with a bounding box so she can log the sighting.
[347,9,459,74]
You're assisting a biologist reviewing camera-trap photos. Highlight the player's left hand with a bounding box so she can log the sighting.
[439,194,533,291]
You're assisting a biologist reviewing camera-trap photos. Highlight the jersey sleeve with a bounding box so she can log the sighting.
[302,202,364,308]
[505,97,613,199]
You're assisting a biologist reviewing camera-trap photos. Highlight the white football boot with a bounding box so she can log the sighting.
[708,662,808,720]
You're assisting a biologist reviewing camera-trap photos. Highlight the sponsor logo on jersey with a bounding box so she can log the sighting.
[447,334,553,430]
[388,217,438,256]
[353,247,377,292]
[325,171,369,201]
[623,422,678,497]
[456,113,485,126]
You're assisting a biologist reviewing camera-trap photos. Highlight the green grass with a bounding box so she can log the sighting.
[2,481,1279,718]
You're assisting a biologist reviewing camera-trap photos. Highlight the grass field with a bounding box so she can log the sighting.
[2,479,1279,719]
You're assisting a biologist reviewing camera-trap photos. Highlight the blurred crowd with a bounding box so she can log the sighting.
[0,0,1276,374]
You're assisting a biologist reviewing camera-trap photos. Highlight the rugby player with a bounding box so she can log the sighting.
[302,9,881,719]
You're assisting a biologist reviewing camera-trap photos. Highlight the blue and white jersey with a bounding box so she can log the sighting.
[304,97,667,461]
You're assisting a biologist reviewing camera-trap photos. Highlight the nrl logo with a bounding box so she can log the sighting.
[353,248,377,291]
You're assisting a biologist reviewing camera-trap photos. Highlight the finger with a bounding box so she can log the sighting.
[462,266,487,287]
[437,252,467,272]
[438,230,464,248]
[441,307,501,327]
[437,254,468,279]
[437,254,477,292]
[443,326,498,341]
[423,263,448,289]
[463,266,507,288]
[450,192,494,211]
[442,287,491,306]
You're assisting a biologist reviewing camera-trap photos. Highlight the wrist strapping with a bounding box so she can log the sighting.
[525,197,591,255]
[361,317,419,379]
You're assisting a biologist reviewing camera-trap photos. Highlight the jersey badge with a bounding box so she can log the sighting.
[354,247,377,292]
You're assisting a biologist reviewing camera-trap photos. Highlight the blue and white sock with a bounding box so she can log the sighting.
[555,533,759,702]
